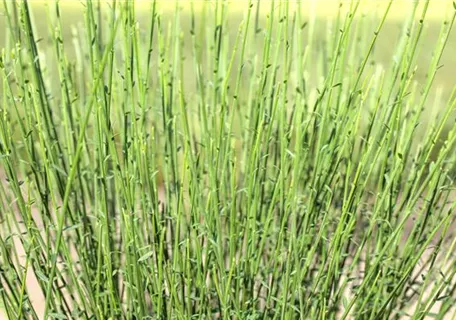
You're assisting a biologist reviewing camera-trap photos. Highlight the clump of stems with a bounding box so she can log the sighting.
[0,0,456,319]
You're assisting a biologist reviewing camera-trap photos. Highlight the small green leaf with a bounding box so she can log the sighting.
[35,270,49,282]
[49,313,68,320]
[138,251,154,262]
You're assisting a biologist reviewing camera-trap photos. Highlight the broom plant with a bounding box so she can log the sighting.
[0,0,456,319]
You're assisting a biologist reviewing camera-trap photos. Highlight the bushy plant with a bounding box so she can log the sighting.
[0,0,455,319]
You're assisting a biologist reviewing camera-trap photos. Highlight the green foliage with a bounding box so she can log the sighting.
[0,0,456,319]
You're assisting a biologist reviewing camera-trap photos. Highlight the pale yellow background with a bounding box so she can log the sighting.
[26,0,456,21]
